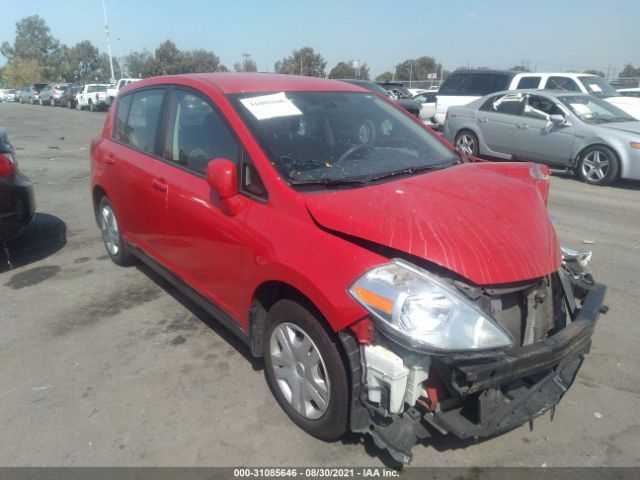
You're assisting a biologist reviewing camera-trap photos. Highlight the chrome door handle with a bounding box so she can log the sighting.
[478,117,488,123]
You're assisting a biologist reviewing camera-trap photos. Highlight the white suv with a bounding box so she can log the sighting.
[432,70,640,129]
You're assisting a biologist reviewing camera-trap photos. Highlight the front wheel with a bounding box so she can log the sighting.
[76,102,82,111]
[97,197,136,266]
[577,146,619,186]
[263,300,349,441]
[454,130,479,157]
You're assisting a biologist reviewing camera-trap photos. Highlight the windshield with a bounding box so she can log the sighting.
[577,76,619,98]
[230,91,456,187]
[558,95,634,124]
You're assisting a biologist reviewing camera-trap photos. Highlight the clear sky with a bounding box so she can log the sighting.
[1,0,638,78]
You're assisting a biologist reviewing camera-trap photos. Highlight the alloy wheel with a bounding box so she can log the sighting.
[581,150,610,182]
[456,133,476,155]
[100,204,120,256]
[269,322,331,420]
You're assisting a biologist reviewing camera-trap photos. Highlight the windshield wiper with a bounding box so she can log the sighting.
[288,177,371,187]
[363,160,456,182]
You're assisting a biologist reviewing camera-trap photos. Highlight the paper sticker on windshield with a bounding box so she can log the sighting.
[588,84,603,93]
[570,103,591,115]
[240,92,302,120]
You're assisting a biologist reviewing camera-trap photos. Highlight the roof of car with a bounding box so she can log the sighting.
[449,69,517,77]
[488,89,588,98]
[168,73,366,94]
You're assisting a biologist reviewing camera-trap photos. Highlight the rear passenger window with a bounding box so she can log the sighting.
[127,89,165,154]
[546,76,580,92]
[516,76,541,89]
[164,90,240,175]
[113,94,133,144]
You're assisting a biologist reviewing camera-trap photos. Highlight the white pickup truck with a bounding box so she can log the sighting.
[76,84,111,111]
[107,78,141,106]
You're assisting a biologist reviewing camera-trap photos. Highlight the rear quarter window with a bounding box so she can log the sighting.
[113,89,165,155]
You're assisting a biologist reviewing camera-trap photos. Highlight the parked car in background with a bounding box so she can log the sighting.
[17,86,35,104]
[76,84,110,111]
[618,88,640,98]
[39,83,71,106]
[339,79,420,117]
[60,86,82,109]
[29,83,49,105]
[91,73,605,464]
[412,90,438,127]
[2,89,18,102]
[443,89,640,185]
[106,78,141,105]
[434,70,640,130]
[0,127,36,242]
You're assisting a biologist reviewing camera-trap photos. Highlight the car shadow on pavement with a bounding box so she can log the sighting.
[0,213,67,274]
[134,261,262,369]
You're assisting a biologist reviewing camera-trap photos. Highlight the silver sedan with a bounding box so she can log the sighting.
[443,89,640,185]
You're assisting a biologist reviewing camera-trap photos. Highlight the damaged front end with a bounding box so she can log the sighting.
[340,249,606,465]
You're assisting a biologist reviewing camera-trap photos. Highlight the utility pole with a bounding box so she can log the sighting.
[102,0,116,83]
[409,60,413,87]
[242,52,251,72]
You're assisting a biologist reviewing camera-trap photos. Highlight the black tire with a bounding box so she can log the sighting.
[263,299,349,441]
[97,196,136,266]
[577,145,620,186]
[89,100,95,112]
[454,130,479,157]
[76,102,82,111]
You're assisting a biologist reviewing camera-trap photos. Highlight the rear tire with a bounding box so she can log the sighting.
[263,299,349,441]
[454,130,479,157]
[97,196,136,267]
[577,145,619,186]
[89,100,95,112]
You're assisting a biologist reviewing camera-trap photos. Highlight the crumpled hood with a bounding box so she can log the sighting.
[305,163,561,285]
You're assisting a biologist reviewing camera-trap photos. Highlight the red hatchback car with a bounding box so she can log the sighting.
[91,74,606,463]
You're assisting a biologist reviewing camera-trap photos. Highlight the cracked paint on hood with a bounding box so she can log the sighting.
[305,162,561,285]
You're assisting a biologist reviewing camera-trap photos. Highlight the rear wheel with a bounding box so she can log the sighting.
[263,299,349,440]
[89,100,95,112]
[97,197,136,266]
[577,146,619,186]
[455,130,479,157]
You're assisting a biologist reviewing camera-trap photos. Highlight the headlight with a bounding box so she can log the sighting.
[349,260,514,352]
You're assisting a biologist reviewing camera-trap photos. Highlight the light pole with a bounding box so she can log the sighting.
[102,0,116,83]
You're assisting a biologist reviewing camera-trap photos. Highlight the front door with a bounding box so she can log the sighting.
[150,88,250,320]
[512,94,575,166]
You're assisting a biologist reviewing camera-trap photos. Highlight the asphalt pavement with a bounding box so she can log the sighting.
[1,102,639,467]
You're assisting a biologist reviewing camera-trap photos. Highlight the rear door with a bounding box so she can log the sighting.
[150,87,251,320]
[512,94,575,166]
[102,88,167,250]
[476,93,525,155]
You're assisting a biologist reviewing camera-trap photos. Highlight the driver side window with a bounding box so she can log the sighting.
[523,94,564,120]
[164,89,240,175]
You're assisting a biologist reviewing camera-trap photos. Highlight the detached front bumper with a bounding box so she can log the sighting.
[341,269,606,464]
[430,283,605,440]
